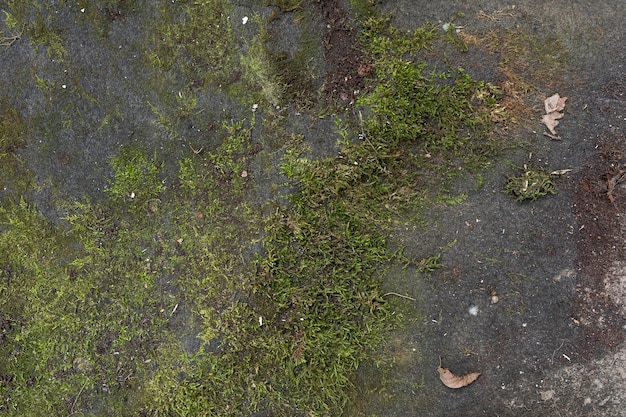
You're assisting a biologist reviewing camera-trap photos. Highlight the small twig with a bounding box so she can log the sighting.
[67,377,89,416]
[383,292,415,301]
[607,169,626,204]
[0,25,24,48]
[551,339,565,364]
[0,33,21,47]
[543,131,561,141]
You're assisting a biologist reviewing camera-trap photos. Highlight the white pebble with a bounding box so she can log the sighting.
[468,305,479,316]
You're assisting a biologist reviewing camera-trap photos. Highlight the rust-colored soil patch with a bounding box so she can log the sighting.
[574,125,626,356]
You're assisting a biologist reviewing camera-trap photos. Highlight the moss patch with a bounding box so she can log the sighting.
[147,0,236,88]
[0,98,32,195]
[0,3,521,416]
[355,15,504,199]
[503,166,556,201]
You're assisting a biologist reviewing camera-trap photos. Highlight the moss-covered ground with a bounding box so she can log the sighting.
[0,0,575,415]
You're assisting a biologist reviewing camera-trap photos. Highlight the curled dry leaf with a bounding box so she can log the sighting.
[542,93,567,138]
[544,93,567,114]
[541,112,563,135]
[437,358,481,389]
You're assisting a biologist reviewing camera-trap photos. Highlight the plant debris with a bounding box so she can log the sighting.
[607,169,626,204]
[503,165,557,201]
[544,93,567,113]
[437,357,482,389]
[541,93,567,139]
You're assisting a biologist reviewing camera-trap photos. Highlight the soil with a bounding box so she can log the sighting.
[1,0,625,415]
[312,0,368,107]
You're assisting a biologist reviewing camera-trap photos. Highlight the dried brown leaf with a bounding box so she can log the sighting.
[437,359,481,389]
[541,112,563,135]
[544,93,567,113]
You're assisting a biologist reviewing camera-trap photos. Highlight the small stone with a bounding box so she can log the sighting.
[468,304,479,316]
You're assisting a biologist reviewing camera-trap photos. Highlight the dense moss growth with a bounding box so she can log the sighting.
[358,16,503,181]
[0,1,515,415]
[0,116,395,415]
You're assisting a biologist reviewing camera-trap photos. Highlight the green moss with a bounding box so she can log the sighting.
[29,15,67,59]
[147,0,235,88]
[0,198,106,414]
[240,25,284,107]
[144,137,398,415]
[270,0,303,13]
[3,1,67,60]
[359,18,499,149]
[273,55,311,106]
[0,98,32,194]
[0,109,403,417]
[0,11,23,47]
[208,117,256,192]
[368,17,435,53]
[0,4,517,416]
[356,16,503,195]
[503,166,556,201]
[106,146,166,213]
[349,0,380,20]
[0,140,253,415]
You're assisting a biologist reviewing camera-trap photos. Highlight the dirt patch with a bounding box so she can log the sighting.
[574,125,626,356]
[312,0,369,106]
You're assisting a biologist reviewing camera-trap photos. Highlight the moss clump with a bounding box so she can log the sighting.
[359,16,501,158]
[267,49,311,107]
[147,0,235,88]
[0,107,399,417]
[0,103,381,415]
[240,28,284,107]
[143,127,397,415]
[334,16,505,206]
[0,119,257,415]
[0,98,26,155]
[0,98,32,194]
[3,1,67,60]
[359,59,499,153]
[106,146,166,213]
[503,167,556,201]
